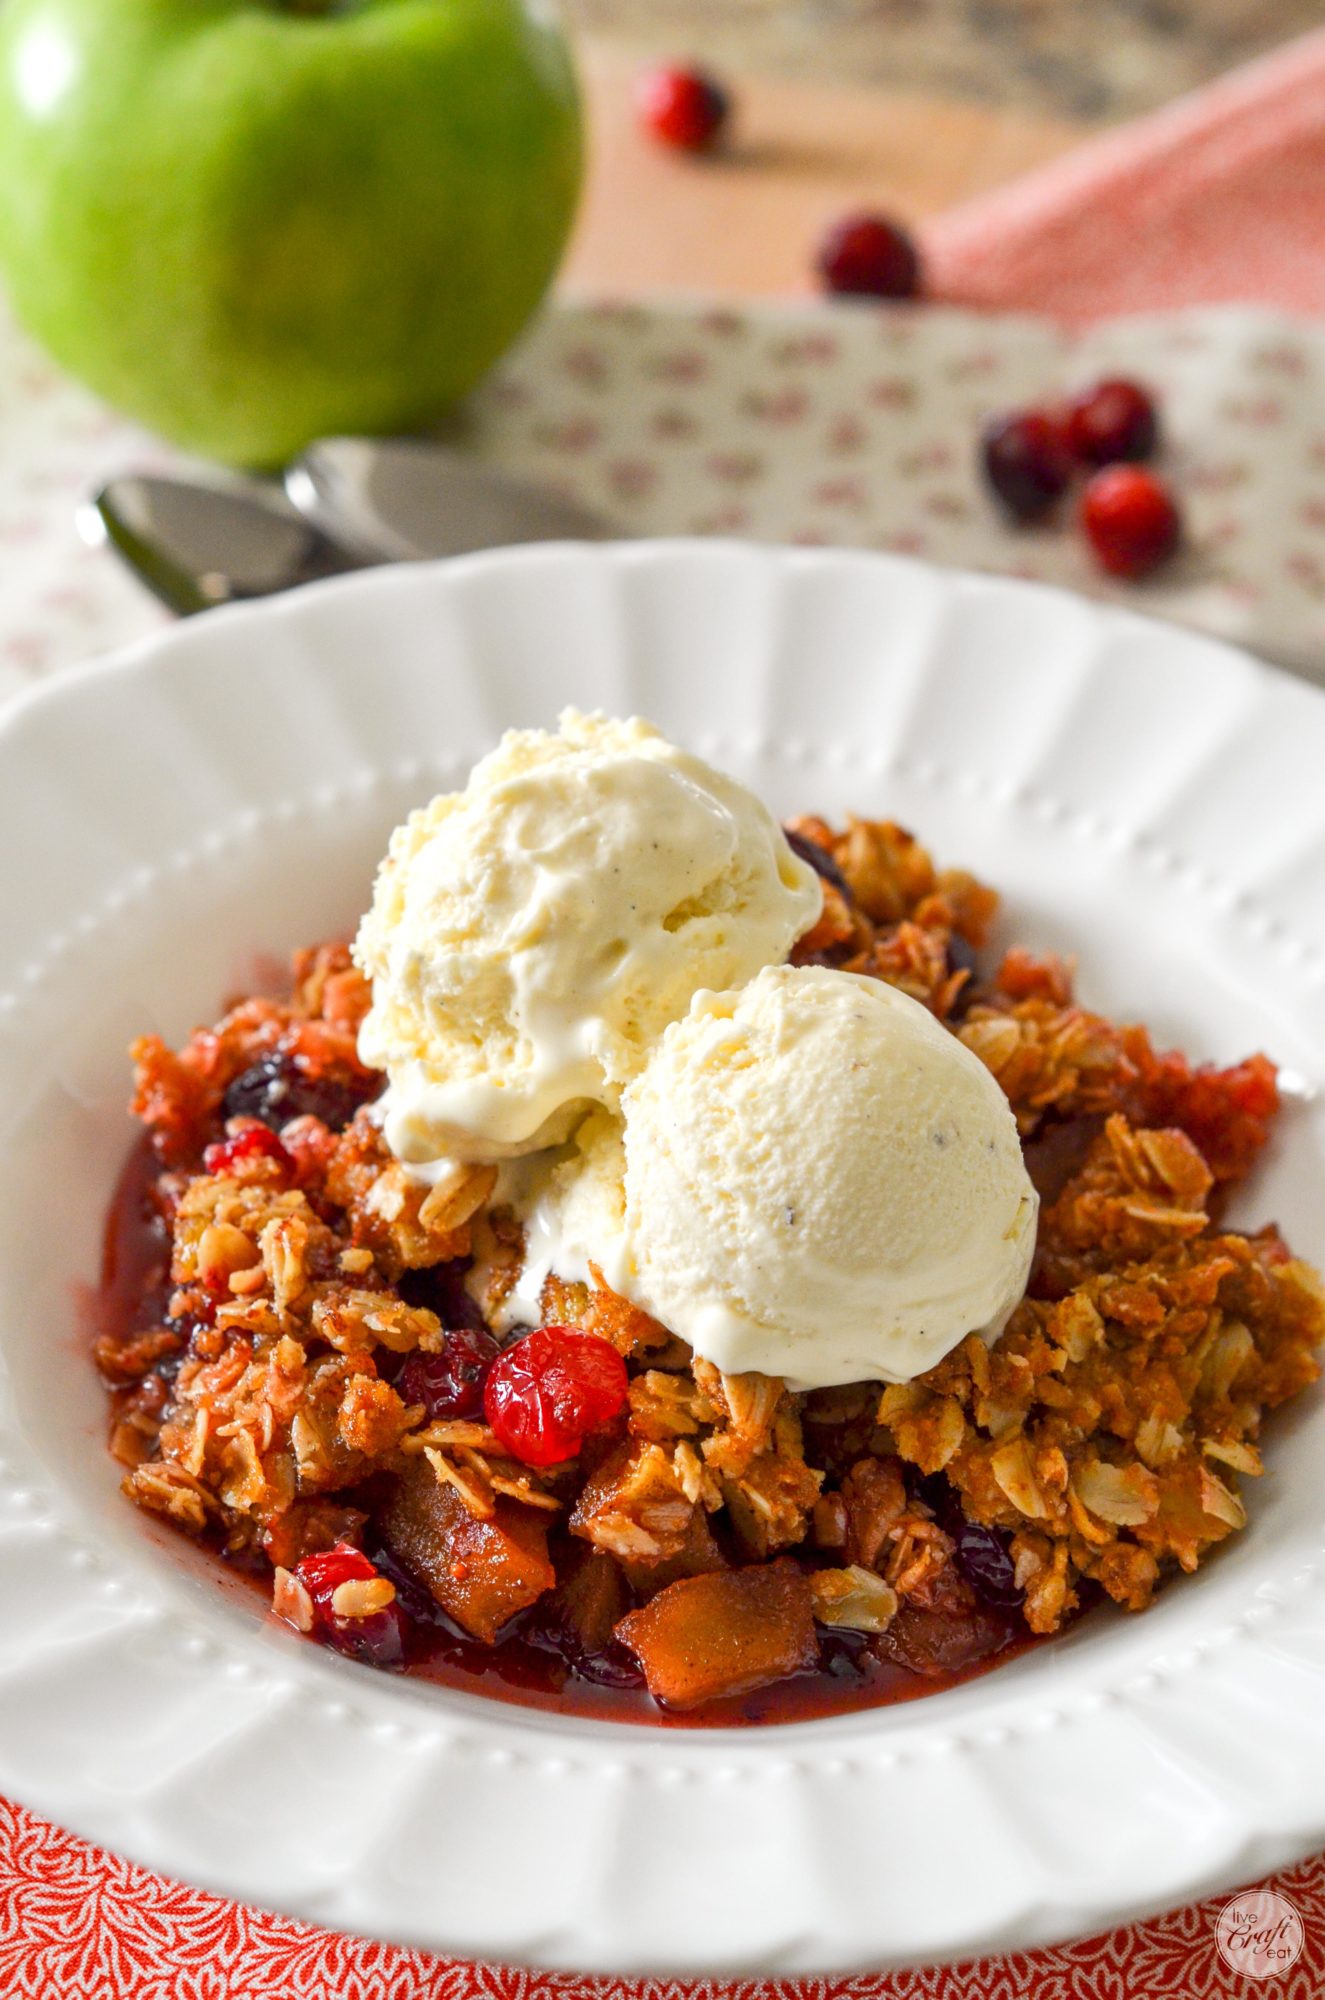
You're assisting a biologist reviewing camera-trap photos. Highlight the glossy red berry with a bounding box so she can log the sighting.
[399,1327,499,1422]
[635,65,730,152]
[981,409,1074,522]
[294,1543,405,1671]
[203,1122,293,1177]
[1066,377,1159,467]
[296,1543,376,1608]
[484,1326,629,1468]
[816,211,921,300]
[1080,464,1181,578]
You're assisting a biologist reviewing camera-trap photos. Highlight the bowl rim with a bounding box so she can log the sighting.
[1,539,1323,1976]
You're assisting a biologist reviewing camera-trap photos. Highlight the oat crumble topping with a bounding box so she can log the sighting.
[95,822,1323,1720]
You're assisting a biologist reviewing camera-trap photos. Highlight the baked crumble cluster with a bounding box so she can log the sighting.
[97,815,1324,1715]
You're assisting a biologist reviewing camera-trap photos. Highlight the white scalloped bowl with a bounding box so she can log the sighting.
[1,542,1324,1977]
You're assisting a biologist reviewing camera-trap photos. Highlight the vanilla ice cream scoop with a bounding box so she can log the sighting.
[354,712,821,1165]
[619,965,1037,1388]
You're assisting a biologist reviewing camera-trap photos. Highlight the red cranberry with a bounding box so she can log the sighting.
[397,1259,489,1332]
[294,1543,406,1671]
[944,932,981,1020]
[981,409,1074,522]
[1135,1048,1278,1184]
[484,1325,629,1468]
[399,1327,499,1421]
[952,1522,1023,1609]
[296,1543,375,1605]
[1080,464,1181,579]
[1066,377,1158,467]
[203,1123,293,1177]
[327,1604,405,1671]
[783,825,850,900]
[816,212,921,300]
[635,65,730,152]
[275,1113,339,1186]
[222,1050,371,1133]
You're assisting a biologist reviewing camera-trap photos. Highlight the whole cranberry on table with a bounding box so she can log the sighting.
[979,374,1180,578]
[635,64,730,152]
[1080,464,1182,579]
[1066,377,1160,467]
[816,211,922,300]
[484,1324,629,1468]
[980,408,1074,523]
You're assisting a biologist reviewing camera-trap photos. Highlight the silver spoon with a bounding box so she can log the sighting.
[83,441,616,615]
[285,435,614,564]
[80,475,366,617]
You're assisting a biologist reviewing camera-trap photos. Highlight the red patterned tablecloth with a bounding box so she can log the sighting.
[1,1793,1320,1999]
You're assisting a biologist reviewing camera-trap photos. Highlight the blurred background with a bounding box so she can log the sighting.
[562,0,1322,296]
[566,0,1314,117]
[2,0,1323,672]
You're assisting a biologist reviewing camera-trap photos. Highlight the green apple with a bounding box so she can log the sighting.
[0,0,582,465]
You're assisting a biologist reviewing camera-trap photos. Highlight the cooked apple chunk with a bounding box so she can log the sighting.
[382,1457,554,1644]
[615,1560,817,1709]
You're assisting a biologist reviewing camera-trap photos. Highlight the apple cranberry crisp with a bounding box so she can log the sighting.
[96,814,1324,1722]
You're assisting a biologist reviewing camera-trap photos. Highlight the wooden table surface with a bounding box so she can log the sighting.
[565,45,1083,298]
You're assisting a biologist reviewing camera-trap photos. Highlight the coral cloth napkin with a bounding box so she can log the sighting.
[928,27,1325,322]
[6,31,1325,2000]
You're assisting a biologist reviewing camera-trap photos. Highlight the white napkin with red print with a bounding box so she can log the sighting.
[2,296,1325,708]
